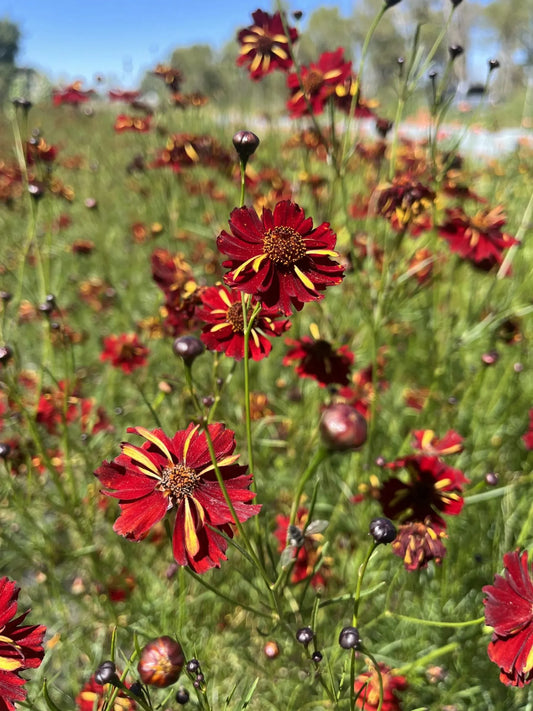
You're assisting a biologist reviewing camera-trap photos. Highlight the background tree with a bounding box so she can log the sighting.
[0,18,20,104]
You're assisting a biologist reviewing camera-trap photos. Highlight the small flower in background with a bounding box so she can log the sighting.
[283,335,354,387]
[114,114,152,133]
[0,577,46,711]
[197,284,290,361]
[151,133,232,172]
[438,205,518,272]
[25,135,58,165]
[287,48,352,118]
[218,199,344,316]
[95,423,261,574]
[100,333,149,374]
[333,74,377,117]
[411,429,464,456]
[108,88,141,103]
[522,410,533,450]
[354,662,408,710]
[337,352,388,420]
[76,671,136,710]
[392,519,447,571]
[236,9,298,81]
[378,455,468,533]
[151,64,183,92]
[274,508,331,589]
[483,550,533,686]
[52,81,95,106]
[376,175,435,232]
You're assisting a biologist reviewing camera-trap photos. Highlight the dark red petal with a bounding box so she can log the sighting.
[113,491,168,540]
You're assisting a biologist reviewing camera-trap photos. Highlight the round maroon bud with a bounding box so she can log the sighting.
[338,626,361,650]
[173,336,204,366]
[514,362,524,373]
[39,301,54,316]
[375,455,387,467]
[485,472,499,486]
[296,627,314,646]
[385,0,403,5]
[0,291,12,303]
[319,404,367,451]
[94,660,118,686]
[28,182,45,200]
[0,345,13,366]
[369,517,397,545]
[311,650,323,663]
[84,197,98,209]
[293,10,303,20]
[482,350,499,366]
[186,659,200,674]
[232,130,260,163]
[202,395,215,408]
[450,0,463,6]
[264,640,280,659]
[0,442,11,459]
[448,45,463,60]
[137,636,185,688]
[176,687,190,704]
[488,58,500,72]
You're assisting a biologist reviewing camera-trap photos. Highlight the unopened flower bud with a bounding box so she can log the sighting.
[138,636,185,688]
[338,626,361,650]
[0,442,11,459]
[172,336,204,366]
[369,517,397,544]
[320,403,367,451]
[384,0,403,6]
[296,626,314,646]
[264,640,280,659]
[186,658,200,674]
[176,687,190,704]
[485,472,499,486]
[450,0,463,6]
[28,182,45,200]
[0,345,13,366]
[312,650,323,663]
[448,45,464,60]
[232,130,260,164]
[94,660,118,686]
[488,58,500,72]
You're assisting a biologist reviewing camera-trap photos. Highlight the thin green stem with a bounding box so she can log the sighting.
[353,541,378,626]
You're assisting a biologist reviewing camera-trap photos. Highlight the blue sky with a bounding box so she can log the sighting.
[6,0,495,89]
[6,1,357,88]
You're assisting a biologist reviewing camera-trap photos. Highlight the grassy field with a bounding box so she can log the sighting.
[1,7,533,711]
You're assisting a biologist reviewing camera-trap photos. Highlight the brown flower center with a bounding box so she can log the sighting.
[227,302,246,333]
[263,226,306,265]
[159,463,201,503]
[303,69,324,95]
[255,34,275,53]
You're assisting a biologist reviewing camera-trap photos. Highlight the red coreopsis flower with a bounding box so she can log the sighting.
[76,672,136,711]
[236,9,298,81]
[217,200,344,316]
[354,662,408,711]
[114,114,151,133]
[392,519,447,571]
[438,205,519,272]
[287,48,352,118]
[197,284,290,361]
[108,89,141,103]
[52,81,95,106]
[152,64,182,92]
[94,424,261,574]
[100,333,149,374]
[411,429,464,456]
[378,455,468,533]
[283,336,354,387]
[151,134,232,172]
[0,577,46,711]
[523,410,533,450]
[483,550,533,686]
[333,74,377,118]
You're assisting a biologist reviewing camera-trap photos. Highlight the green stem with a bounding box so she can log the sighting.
[353,541,378,626]
[289,448,328,528]
[384,610,485,628]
